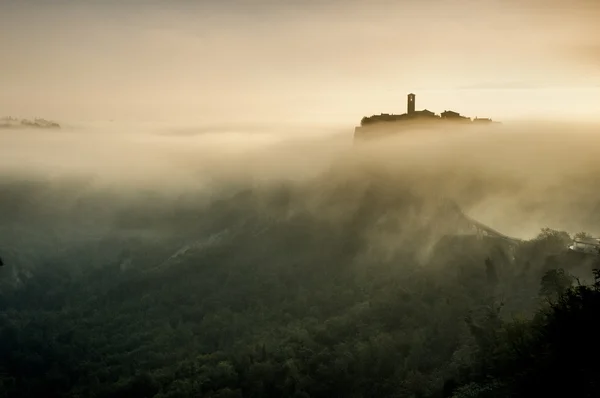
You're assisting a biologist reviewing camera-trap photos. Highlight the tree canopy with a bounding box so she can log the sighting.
[0,177,596,397]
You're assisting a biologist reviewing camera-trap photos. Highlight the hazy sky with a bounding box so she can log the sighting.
[2,0,600,124]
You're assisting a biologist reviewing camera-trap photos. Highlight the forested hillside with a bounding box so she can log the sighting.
[0,171,598,398]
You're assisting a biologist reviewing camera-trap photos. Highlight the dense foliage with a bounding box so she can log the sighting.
[449,268,600,397]
[0,176,597,398]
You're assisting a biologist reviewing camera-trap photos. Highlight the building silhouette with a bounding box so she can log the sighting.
[354,93,498,141]
[407,93,415,114]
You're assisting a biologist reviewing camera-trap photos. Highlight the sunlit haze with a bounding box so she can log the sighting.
[2,0,600,124]
[4,3,600,396]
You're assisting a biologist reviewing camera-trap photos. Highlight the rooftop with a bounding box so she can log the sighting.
[359,93,496,127]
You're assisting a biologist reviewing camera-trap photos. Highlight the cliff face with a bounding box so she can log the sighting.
[354,113,498,142]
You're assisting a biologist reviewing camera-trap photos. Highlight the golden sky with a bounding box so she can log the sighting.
[1,0,599,125]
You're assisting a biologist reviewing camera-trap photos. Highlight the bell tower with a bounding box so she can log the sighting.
[407,93,416,114]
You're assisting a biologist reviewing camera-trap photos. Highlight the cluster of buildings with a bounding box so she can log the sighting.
[354,93,497,141]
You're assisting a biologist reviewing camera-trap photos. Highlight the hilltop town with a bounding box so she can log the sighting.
[354,93,498,141]
[0,116,60,129]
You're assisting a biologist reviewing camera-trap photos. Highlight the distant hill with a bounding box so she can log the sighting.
[0,116,60,129]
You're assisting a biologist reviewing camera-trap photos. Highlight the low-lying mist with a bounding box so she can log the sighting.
[2,119,600,398]
[1,120,599,242]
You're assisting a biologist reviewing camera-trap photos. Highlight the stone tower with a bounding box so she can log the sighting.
[407,93,415,114]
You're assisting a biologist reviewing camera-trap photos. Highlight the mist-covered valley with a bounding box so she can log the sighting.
[1,121,600,397]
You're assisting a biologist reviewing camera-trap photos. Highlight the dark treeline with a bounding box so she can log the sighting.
[0,174,598,398]
[0,117,60,129]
